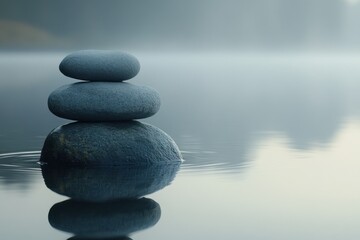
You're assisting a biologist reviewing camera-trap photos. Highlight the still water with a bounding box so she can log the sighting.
[1,52,360,239]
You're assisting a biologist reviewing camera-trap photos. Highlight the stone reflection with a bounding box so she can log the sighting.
[43,160,179,238]
[49,198,160,239]
[42,163,180,201]
[68,237,132,240]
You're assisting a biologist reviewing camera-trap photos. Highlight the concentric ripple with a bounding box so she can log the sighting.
[0,151,41,170]
[180,150,250,175]
[0,151,41,188]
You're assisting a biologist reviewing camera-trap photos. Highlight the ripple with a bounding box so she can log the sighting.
[0,149,248,185]
[0,150,41,189]
[0,150,41,171]
[179,145,251,175]
[0,150,41,158]
[180,161,249,175]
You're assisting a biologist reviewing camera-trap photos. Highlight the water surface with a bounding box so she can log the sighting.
[1,53,360,239]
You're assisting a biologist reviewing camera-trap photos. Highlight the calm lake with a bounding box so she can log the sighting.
[1,52,360,239]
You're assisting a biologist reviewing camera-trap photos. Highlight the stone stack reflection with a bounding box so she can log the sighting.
[43,163,180,239]
[40,50,182,239]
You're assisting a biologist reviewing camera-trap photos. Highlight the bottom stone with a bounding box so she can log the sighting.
[40,121,182,166]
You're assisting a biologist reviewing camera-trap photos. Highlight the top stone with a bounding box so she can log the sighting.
[59,50,140,82]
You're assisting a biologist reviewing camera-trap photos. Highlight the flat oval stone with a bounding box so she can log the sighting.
[59,50,140,81]
[48,82,161,121]
[40,121,182,166]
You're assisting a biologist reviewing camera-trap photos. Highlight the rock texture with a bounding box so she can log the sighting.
[40,121,182,166]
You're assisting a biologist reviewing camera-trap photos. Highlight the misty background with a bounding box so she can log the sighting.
[2,0,360,185]
[1,0,360,51]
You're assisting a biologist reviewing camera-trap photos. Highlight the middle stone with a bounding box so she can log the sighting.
[48,82,161,121]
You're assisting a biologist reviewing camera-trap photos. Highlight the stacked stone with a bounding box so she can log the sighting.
[41,50,182,166]
[40,50,182,239]
[49,50,160,122]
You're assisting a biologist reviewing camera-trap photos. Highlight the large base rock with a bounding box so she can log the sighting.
[40,121,182,166]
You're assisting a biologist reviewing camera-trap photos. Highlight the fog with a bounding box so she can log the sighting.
[1,0,360,51]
